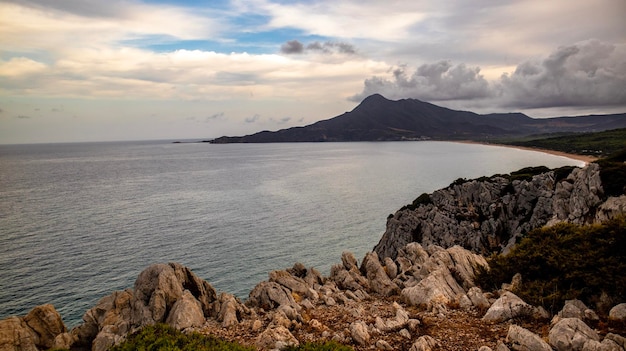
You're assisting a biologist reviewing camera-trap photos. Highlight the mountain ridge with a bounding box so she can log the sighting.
[210,94,626,143]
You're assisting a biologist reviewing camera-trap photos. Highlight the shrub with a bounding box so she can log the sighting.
[475,217,626,314]
[284,341,354,351]
[110,324,254,351]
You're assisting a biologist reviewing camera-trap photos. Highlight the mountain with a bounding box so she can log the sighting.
[210,94,626,143]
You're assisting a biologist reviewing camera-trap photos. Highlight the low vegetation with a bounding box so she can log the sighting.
[500,127,626,156]
[595,147,626,198]
[108,323,354,351]
[475,216,626,314]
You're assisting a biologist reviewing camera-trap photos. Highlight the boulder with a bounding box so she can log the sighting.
[216,293,242,328]
[401,266,464,308]
[554,299,598,325]
[23,304,67,349]
[248,281,299,311]
[609,303,626,324]
[467,287,491,311]
[165,290,205,329]
[360,252,399,296]
[350,321,370,346]
[269,270,310,296]
[374,302,409,332]
[409,335,440,351]
[548,317,599,351]
[482,292,533,323]
[0,316,38,351]
[255,325,299,350]
[342,251,359,270]
[506,324,552,351]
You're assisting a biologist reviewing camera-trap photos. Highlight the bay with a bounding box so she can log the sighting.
[0,140,584,326]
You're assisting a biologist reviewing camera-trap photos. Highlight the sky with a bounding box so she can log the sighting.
[1,0,625,144]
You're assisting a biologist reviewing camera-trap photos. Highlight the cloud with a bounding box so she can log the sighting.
[280,40,304,54]
[280,40,357,55]
[350,40,626,110]
[350,61,491,102]
[498,40,626,108]
[205,112,225,122]
[245,114,261,123]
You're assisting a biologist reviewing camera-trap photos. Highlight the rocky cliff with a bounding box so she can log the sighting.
[374,163,626,259]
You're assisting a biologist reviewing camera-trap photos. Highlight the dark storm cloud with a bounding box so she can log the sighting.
[281,40,357,55]
[498,40,626,108]
[350,61,491,102]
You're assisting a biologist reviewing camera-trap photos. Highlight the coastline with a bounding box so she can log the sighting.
[454,140,599,164]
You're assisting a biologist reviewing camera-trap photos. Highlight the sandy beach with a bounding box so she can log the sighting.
[455,140,599,164]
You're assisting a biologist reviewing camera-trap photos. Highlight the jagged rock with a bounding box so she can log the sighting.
[165,290,205,329]
[269,270,310,296]
[401,266,464,309]
[467,287,491,311]
[255,325,299,350]
[71,263,217,350]
[215,293,241,328]
[506,324,552,351]
[596,195,626,222]
[553,299,599,325]
[53,332,74,349]
[71,289,134,348]
[248,281,299,311]
[361,252,399,296]
[409,335,440,351]
[376,339,393,350]
[342,251,359,270]
[495,341,511,351]
[482,292,533,323]
[549,317,599,351]
[458,293,473,310]
[479,347,493,351]
[0,316,38,351]
[374,302,409,332]
[330,264,369,291]
[399,328,412,339]
[603,333,626,349]
[609,303,626,324]
[384,257,398,279]
[349,321,370,346]
[374,163,613,258]
[23,304,67,349]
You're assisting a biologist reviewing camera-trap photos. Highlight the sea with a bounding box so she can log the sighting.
[0,140,585,327]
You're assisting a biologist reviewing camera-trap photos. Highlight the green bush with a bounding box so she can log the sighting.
[284,341,354,351]
[475,217,626,314]
[110,324,254,351]
[596,147,626,198]
[109,324,354,351]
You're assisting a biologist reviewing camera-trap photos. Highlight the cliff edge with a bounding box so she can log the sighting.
[374,163,626,260]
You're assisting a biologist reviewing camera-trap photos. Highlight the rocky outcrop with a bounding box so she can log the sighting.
[0,305,66,351]
[548,317,599,351]
[374,163,624,258]
[506,324,552,351]
[68,262,239,351]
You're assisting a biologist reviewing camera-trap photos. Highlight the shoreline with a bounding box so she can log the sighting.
[454,140,599,164]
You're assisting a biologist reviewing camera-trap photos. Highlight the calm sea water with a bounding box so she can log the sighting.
[0,141,584,326]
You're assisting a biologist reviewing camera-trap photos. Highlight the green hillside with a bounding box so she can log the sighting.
[501,128,626,156]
